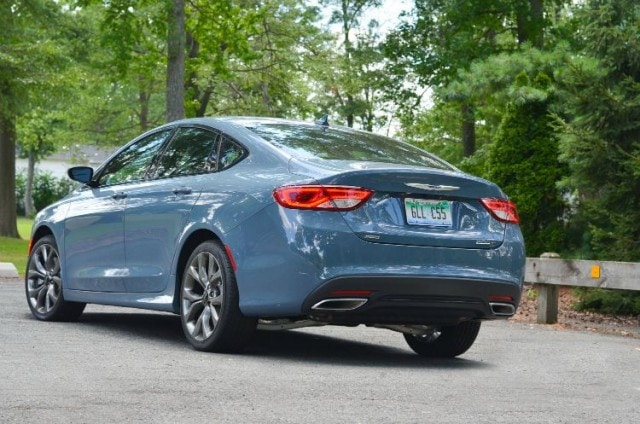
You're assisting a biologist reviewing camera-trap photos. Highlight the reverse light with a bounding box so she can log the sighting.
[480,198,519,224]
[273,185,373,211]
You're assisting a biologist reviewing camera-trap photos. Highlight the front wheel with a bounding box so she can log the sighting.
[180,241,256,352]
[25,235,86,321]
[404,321,481,358]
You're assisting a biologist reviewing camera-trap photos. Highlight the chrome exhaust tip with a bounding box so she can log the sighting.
[489,302,516,316]
[311,298,368,311]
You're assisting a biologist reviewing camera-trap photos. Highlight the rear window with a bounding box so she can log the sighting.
[245,123,454,171]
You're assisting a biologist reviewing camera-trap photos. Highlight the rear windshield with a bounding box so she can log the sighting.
[245,123,455,171]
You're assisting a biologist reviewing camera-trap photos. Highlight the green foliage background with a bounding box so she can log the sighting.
[15,172,76,217]
[2,0,640,312]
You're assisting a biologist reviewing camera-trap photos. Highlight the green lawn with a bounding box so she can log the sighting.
[0,217,33,276]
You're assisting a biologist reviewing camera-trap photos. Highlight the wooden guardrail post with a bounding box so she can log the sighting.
[535,253,561,324]
[536,284,558,324]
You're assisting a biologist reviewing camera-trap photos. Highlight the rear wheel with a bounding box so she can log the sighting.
[404,321,481,358]
[25,235,86,321]
[180,241,256,352]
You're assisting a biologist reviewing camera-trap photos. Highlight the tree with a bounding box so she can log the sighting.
[96,0,167,132]
[487,72,567,256]
[185,0,330,119]
[17,110,59,217]
[167,0,185,121]
[385,0,513,156]
[0,0,71,237]
[554,0,640,260]
[320,0,382,128]
[385,0,566,158]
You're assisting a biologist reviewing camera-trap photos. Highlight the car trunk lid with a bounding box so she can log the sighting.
[313,166,508,250]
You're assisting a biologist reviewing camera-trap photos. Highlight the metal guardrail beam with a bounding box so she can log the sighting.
[524,257,640,324]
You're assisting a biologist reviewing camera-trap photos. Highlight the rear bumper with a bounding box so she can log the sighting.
[225,203,525,319]
[301,275,522,326]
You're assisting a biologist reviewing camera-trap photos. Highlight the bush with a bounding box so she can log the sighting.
[15,171,75,216]
[573,288,640,316]
[485,72,568,256]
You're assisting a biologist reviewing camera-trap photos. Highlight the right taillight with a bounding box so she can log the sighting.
[480,198,519,223]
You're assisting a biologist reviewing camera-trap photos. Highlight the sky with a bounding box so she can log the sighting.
[319,0,413,38]
[363,0,413,34]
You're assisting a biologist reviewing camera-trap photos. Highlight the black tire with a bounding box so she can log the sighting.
[404,321,481,358]
[180,240,256,352]
[25,235,86,321]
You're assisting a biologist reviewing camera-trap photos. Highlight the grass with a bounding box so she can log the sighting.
[0,217,33,276]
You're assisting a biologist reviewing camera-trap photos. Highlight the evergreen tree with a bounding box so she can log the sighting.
[555,0,640,260]
[488,72,567,256]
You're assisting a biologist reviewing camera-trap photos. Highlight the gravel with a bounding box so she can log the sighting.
[512,284,640,338]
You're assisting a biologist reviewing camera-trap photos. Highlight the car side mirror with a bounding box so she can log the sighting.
[68,166,95,186]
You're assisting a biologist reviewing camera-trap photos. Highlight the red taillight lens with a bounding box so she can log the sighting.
[273,185,373,211]
[480,198,519,223]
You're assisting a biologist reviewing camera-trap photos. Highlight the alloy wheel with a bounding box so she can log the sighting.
[182,251,224,342]
[27,243,62,315]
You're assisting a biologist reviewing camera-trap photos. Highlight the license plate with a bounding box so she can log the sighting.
[404,198,453,227]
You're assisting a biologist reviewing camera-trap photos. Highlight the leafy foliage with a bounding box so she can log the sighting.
[15,172,76,217]
[0,0,81,238]
[554,0,640,261]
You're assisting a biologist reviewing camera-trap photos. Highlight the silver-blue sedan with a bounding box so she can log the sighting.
[25,116,525,357]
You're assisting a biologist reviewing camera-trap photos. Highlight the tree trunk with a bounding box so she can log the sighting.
[139,78,150,132]
[517,0,544,48]
[166,0,185,122]
[24,149,35,217]
[0,113,20,238]
[342,1,354,128]
[461,103,476,158]
[347,94,355,128]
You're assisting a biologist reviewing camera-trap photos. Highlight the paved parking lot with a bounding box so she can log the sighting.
[1,278,639,423]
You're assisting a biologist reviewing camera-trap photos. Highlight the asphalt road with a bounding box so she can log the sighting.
[1,277,638,424]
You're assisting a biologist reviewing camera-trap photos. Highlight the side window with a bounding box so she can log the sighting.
[153,127,220,178]
[218,136,246,171]
[98,129,171,186]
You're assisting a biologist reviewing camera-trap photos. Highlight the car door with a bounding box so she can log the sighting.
[63,129,171,292]
[122,126,221,293]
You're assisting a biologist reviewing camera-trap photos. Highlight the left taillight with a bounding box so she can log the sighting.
[480,198,519,224]
[273,185,373,211]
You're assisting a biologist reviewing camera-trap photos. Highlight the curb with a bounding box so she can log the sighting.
[0,263,19,278]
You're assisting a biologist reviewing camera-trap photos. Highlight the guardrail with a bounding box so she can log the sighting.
[524,254,640,324]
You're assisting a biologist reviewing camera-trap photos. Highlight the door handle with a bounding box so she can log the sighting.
[172,187,193,195]
[112,192,127,200]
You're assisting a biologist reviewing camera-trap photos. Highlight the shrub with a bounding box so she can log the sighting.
[573,288,640,316]
[15,171,75,216]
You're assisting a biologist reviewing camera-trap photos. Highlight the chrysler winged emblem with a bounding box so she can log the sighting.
[405,183,460,191]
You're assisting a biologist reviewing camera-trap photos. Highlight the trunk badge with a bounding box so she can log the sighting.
[405,183,459,191]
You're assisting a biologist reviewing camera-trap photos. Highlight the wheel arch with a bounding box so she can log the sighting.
[29,225,55,255]
[171,228,222,313]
